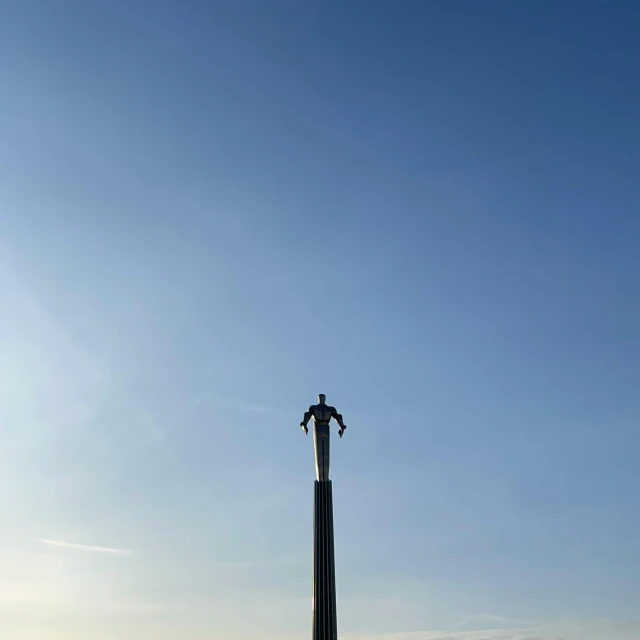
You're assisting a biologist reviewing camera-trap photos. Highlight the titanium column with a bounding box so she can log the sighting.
[300,394,347,640]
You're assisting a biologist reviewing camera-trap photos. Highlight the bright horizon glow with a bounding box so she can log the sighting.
[1,1,639,639]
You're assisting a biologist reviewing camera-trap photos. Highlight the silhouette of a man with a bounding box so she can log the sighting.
[300,394,347,481]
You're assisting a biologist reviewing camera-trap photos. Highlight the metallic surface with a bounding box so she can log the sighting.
[300,395,346,639]
[300,394,347,481]
[313,480,338,640]
[314,424,331,482]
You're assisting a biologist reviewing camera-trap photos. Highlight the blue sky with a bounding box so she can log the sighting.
[1,1,639,638]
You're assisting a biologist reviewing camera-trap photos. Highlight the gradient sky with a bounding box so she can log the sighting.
[1,1,639,639]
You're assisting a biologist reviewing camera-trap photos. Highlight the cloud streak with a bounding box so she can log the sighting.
[342,619,640,640]
[207,394,294,416]
[454,614,525,628]
[36,538,132,556]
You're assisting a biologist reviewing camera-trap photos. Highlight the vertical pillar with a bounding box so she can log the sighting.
[313,480,337,640]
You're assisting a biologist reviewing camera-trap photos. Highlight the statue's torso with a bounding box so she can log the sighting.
[311,404,335,424]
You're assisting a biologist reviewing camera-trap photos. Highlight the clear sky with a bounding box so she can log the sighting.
[1,1,639,639]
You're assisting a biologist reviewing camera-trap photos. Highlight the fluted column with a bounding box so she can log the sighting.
[312,479,337,640]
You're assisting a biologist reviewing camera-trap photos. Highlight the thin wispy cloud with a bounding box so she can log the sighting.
[214,554,299,571]
[343,620,640,640]
[454,613,522,628]
[36,538,132,556]
[208,394,294,416]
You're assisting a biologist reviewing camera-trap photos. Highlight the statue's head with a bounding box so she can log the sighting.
[318,394,326,405]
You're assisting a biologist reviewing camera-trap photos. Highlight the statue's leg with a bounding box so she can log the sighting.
[313,424,330,481]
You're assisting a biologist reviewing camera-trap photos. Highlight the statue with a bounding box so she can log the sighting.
[300,394,347,482]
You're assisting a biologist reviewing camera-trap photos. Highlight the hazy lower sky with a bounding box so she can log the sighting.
[1,1,639,639]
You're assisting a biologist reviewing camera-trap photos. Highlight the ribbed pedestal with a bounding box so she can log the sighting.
[313,480,337,640]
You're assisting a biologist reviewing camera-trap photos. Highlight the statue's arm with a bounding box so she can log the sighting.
[300,407,313,428]
[331,407,346,430]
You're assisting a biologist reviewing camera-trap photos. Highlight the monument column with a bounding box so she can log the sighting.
[300,394,346,640]
[313,477,337,640]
